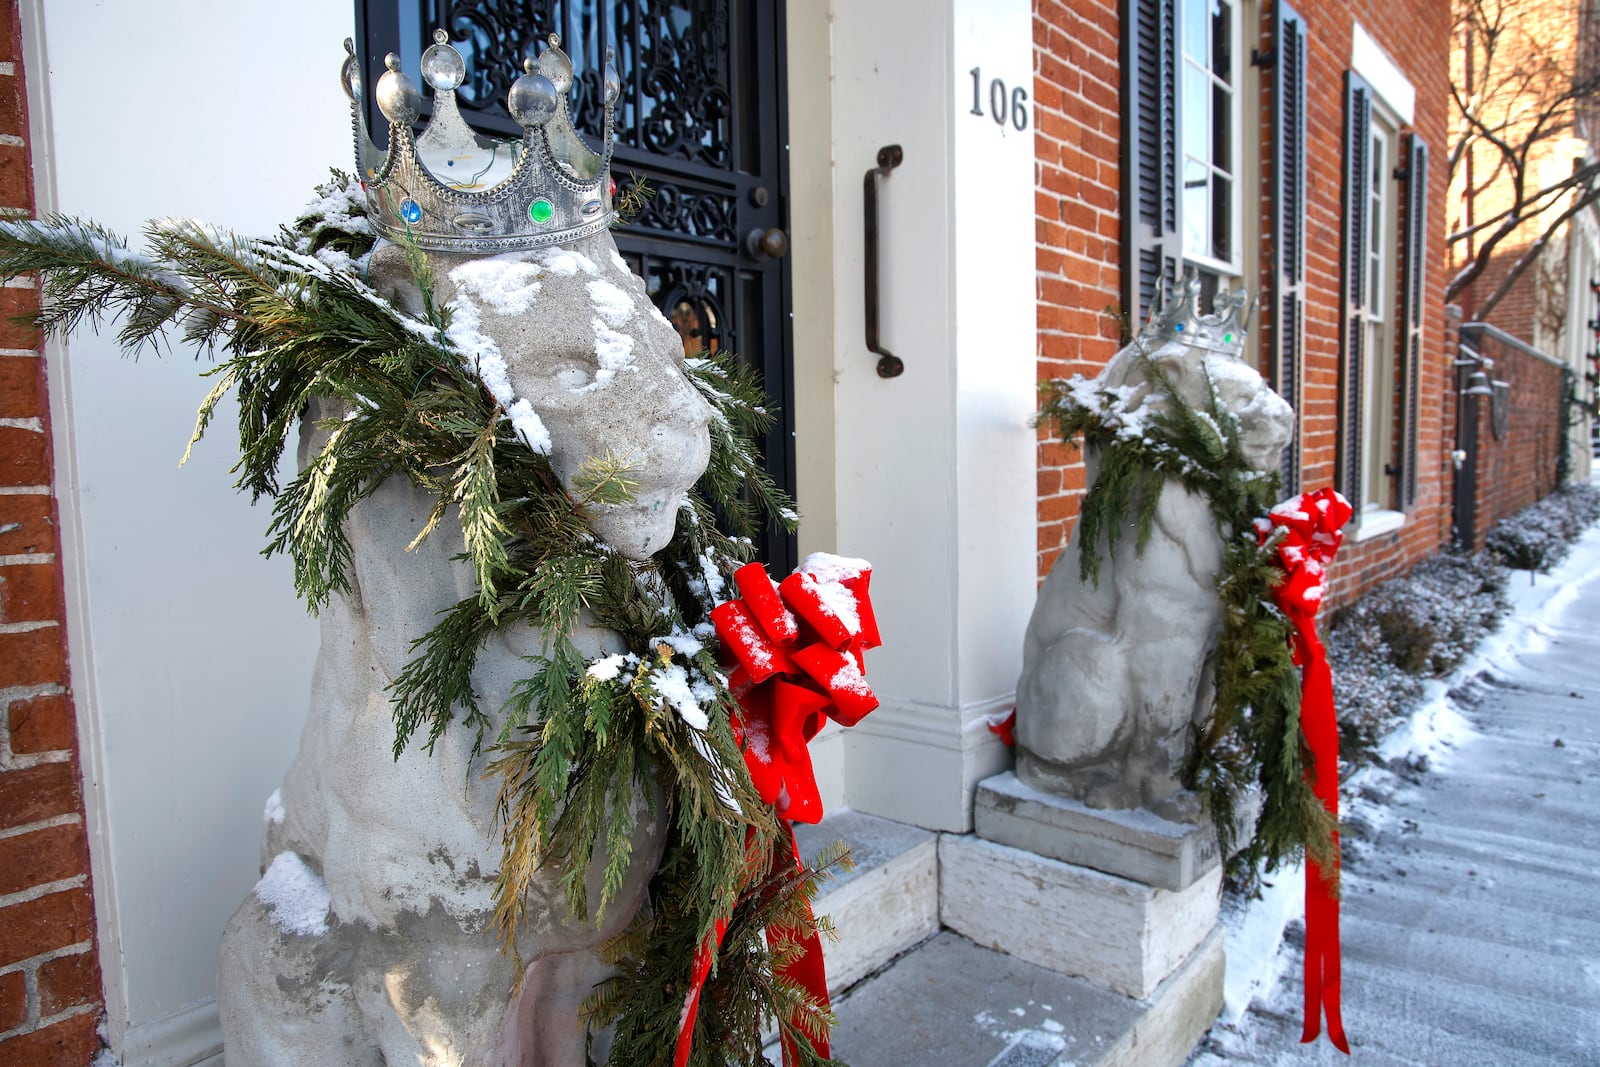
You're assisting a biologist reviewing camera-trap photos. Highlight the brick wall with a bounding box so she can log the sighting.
[0,2,105,1064]
[1032,0,1121,580]
[1459,324,1570,547]
[1033,0,1459,608]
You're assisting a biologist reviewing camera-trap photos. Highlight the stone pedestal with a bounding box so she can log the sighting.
[976,771,1218,891]
[934,769,1227,1066]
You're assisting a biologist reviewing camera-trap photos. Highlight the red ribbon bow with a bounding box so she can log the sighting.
[1257,487,1353,1054]
[674,556,882,1067]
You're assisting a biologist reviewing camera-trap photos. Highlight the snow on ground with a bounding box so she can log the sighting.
[1216,519,1600,1028]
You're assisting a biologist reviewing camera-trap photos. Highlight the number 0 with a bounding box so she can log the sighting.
[1011,85,1028,131]
[989,78,1006,126]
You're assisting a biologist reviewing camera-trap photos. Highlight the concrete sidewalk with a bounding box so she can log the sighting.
[1192,531,1600,1066]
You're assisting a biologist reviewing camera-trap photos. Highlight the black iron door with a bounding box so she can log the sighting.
[355,0,796,573]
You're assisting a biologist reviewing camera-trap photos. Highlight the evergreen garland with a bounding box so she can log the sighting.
[1037,354,1337,888]
[0,173,840,1062]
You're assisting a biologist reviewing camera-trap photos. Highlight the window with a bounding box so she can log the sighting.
[1121,0,1255,324]
[1340,61,1427,533]
[1360,106,1400,514]
[1180,0,1241,280]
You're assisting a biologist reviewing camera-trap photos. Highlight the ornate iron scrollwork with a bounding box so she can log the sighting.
[617,175,736,244]
[433,0,736,171]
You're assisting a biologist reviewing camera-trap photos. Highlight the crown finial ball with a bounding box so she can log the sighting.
[538,40,574,93]
[341,48,362,103]
[421,35,466,91]
[604,48,621,104]
[376,55,422,126]
[509,70,559,127]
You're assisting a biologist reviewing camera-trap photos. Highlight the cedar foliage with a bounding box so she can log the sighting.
[1037,352,1336,889]
[0,173,837,1062]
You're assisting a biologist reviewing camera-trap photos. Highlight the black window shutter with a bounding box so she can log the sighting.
[1121,0,1180,327]
[1398,134,1428,510]
[1273,0,1308,495]
[1338,72,1374,506]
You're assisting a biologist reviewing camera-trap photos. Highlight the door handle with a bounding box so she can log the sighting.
[864,144,904,378]
[745,226,789,259]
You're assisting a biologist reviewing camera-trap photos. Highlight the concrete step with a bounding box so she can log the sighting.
[825,928,1223,1067]
[791,809,941,994]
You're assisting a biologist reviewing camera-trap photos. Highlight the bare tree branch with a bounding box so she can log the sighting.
[1468,183,1600,315]
[1449,0,1600,308]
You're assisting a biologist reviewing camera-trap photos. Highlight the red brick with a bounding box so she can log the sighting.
[0,968,23,1032]
[0,425,48,486]
[0,1010,101,1066]
[0,888,92,968]
[0,823,84,896]
[8,692,73,754]
[0,625,65,688]
[0,562,58,623]
[0,144,29,221]
[39,951,100,1016]
[0,493,53,555]
[0,352,40,418]
[0,77,22,141]
[0,761,78,833]
[0,4,19,65]
[0,288,40,351]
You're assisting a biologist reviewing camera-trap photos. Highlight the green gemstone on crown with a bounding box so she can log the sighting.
[529,198,555,224]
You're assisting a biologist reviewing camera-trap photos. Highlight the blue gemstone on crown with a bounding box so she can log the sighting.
[340,29,621,252]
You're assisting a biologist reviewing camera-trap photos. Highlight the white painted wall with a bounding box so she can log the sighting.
[827,0,1036,831]
[26,0,350,1057]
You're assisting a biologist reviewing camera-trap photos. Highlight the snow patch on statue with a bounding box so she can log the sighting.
[1015,283,1294,821]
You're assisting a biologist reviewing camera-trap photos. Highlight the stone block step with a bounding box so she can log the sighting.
[791,809,941,994]
[825,928,1224,1067]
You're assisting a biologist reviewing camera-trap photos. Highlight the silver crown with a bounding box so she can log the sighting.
[341,30,618,252]
[1140,271,1253,356]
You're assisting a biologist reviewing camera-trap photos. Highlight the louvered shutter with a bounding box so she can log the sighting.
[1121,0,1181,327]
[1273,1,1308,494]
[1397,134,1428,509]
[1338,73,1374,506]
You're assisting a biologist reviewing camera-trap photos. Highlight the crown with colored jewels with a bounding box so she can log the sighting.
[1140,271,1253,357]
[341,30,618,252]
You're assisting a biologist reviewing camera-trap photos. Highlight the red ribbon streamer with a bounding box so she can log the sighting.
[675,556,882,1066]
[1258,487,1353,1054]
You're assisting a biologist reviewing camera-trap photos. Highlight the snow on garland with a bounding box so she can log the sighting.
[0,173,843,1066]
[1037,358,1337,890]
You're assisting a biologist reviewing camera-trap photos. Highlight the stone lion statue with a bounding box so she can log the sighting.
[1015,284,1294,821]
[215,227,711,1066]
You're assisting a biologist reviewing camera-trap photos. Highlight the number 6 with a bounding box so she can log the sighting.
[1011,85,1029,131]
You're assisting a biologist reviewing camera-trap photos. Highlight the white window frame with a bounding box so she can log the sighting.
[1178,0,1245,280]
[1349,23,1414,540]
[1360,102,1401,520]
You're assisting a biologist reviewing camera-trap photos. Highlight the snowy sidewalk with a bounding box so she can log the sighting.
[1190,525,1600,1066]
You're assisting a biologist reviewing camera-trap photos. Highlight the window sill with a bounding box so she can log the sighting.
[1353,508,1406,542]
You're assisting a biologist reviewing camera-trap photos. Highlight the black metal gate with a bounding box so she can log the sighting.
[354,0,796,572]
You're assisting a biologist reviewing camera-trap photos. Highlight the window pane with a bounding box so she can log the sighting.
[1184,159,1209,259]
[1211,0,1232,82]
[1212,174,1231,261]
[1183,0,1208,62]
[1212,82,1231,173]
[1183,64,1209,163]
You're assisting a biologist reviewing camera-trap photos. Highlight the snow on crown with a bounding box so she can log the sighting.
[1141,271,1253,357]
[341,30,618,252]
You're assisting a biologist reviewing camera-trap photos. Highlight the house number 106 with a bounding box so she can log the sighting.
[969,67,1028,131]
